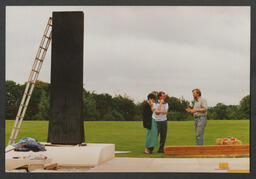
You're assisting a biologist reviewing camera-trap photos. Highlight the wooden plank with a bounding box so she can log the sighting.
[28,163,44,172]
[165,150,249,155]
[164,145,249,156]
[5,142,30,153]
[164,145,249,150]
[44,162,58,170]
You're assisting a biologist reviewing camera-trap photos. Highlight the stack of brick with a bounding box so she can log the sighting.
[216,137,242,145]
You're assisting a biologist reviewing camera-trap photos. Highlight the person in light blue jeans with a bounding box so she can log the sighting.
[186,88,207,145]
[194,116,207,145]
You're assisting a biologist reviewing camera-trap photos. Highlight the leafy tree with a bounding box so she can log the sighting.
[5,80,24,119]
[239,95,250,119]
[25,81,49,120]
[226,105,240,120]
[133,114,143,121]
[165,96,190,121]
[94,93,113,120]
[6,80,250,121]
[6,80,23,106]
[207,107,214,120]
[112,95,137,121]
[103,110,125,121]
[167,111,183,121]
[112,110,125,121]
[103,113,115,121]
[213,103,228,120]
[83,93,100,121]
[31,90,50,120]
[165,96,190,112]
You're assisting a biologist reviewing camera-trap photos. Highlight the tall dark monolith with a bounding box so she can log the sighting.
[48,12,84,144]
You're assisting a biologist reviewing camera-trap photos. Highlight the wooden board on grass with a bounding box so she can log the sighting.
[164,144,249,156]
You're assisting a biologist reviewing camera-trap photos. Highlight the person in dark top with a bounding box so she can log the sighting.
[142,93,158,154]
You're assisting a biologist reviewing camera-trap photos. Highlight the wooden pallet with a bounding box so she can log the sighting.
[164,145,249,156]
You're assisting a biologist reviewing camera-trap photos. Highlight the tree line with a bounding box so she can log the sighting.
[5,80,250,121]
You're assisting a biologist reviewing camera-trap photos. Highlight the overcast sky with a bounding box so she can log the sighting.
[6,6,250,106]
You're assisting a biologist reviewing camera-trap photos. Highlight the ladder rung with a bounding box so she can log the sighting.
[32,69,39,73]
[29,81,36,84]
[24,93,31,96]
[13,127,20,130]
[35,58,43,62]
[44,35,50,39]
[40,46,47,51]
[20,104,28,108]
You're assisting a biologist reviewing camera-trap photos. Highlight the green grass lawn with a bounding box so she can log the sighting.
[5,120,249,158]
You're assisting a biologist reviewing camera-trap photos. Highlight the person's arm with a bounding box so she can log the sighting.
[161,103,168,114]
[186,107,191,113]
[155,100,168,114]
[157,100,163,111]
[155,109,161,115]
[195,108,206,113]
[199,98,207,112]
[190,108,204,114]
[152,103,157,114]
[149,100,154,112]
[190,99,207,114]
[155,100,163,115]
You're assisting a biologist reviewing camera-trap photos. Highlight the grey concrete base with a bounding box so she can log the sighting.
[6,157,249,173]
[87,157,249,173]
[6,143,249,173]
[5,143,115,171]
[43,143,115,167]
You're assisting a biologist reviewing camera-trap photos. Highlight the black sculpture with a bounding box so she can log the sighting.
[48,11,85,144]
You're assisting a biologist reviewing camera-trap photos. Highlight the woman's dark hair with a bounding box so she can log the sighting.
[147,93,156,100]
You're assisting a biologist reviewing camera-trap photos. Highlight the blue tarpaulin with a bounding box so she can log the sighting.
[13,137,46,152]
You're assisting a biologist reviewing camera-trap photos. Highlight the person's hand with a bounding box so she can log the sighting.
[149,99,153,106]
[191,109,197,114]
[186,107,191,113]
[160,99,164,104]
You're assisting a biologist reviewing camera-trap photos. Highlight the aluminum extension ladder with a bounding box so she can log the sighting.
[8,17,53,145]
